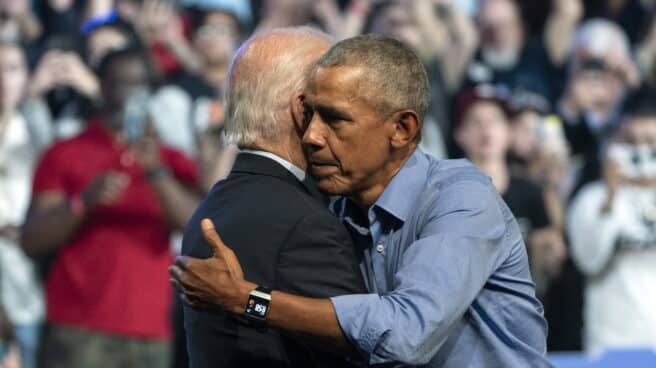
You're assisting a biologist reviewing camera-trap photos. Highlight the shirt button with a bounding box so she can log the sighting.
[376,244,385,253]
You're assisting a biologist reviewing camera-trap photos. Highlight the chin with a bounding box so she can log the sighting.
[315,177,349,197]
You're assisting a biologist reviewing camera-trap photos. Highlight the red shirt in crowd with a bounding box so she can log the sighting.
[32,121,199,339]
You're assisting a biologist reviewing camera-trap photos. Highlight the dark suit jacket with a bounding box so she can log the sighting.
[182,153,366,368]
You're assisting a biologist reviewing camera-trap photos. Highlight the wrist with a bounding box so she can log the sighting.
[236,280,258,314]
[348,0,371,18]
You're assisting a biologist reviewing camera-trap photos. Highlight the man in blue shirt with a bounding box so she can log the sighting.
[171,34,550,367]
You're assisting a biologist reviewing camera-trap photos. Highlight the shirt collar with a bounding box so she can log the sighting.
[372,148,430,224]
[240,149,306,182]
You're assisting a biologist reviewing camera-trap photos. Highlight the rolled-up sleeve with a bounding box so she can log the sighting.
[331,180,512,366]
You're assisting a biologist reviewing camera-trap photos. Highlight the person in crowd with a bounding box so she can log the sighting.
[466,0,581,101]
[0,42,44,368]
[582,0,654,44]
[454,84,567,295]
[0,0,41,44]
[21,38,99,142]
[568,86,656,355]
[367,0,478,159]
[558,18,640,193]
[85,20,143,69]
[172,34,550,367]
[21,47,201,368]
[507,88,571,230]
[504,86,581,351]
[254,0,342,35]
[151,2,244,188]
[180,26,366,368]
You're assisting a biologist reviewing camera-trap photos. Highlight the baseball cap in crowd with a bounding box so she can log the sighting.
[506,88,551,117]
[454,83,510,127]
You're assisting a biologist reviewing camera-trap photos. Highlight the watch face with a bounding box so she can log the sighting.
[245,296,268,319]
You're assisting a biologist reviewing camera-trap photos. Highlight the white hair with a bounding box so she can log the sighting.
[223,26,332,146]
[571,18,630,59]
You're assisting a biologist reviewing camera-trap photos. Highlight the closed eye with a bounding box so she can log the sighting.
[316,105,353,125]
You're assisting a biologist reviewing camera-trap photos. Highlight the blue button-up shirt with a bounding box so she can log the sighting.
[330,149,551,367]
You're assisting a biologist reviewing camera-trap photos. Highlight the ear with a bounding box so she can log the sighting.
[290,92,307,133]
[390,110,420,149]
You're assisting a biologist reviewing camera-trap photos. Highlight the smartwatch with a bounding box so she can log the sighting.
[244,286,272,327]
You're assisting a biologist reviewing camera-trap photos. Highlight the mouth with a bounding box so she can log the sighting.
[309,161,339,176]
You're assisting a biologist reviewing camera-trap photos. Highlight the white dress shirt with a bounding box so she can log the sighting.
[0,113,44,325]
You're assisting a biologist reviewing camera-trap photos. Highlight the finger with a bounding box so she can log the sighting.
[200,218,229,259]
[107,172,130,186]
[169,263,190,283]
[174,255,194,271]
[169,277,184,293]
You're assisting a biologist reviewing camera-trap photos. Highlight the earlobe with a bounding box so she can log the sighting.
[390,110,420,148]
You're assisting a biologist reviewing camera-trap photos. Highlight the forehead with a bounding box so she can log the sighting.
[463,100,507,121]
[204,11,238,27]
[307,65,368,105]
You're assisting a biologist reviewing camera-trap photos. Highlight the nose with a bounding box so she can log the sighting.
[302,117,327,151]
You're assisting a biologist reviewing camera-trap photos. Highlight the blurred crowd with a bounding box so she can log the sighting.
[0,0,655,367]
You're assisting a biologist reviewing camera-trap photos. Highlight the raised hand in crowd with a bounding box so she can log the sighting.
[0,0,42,42]
[47,0,74,12]
[637,17,656,81]
[81,171,130,211]
[134,0,201,73]
[529,227,567,279]
[28,50,100,100]
[544,0,583,65]
[600,157,623,213]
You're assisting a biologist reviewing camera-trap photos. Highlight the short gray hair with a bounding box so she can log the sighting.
[316,34,430,121]
[571,19,630,59]
[224,27,332,146]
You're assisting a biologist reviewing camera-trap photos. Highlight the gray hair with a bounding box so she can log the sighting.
[316,34,430,121]
[223,26,332,146]
[571,18,630,59]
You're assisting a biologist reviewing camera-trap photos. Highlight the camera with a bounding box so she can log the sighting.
[122,87,151,143]
[580,58,607,73]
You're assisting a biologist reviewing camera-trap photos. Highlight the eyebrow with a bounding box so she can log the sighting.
[314,104,353,122]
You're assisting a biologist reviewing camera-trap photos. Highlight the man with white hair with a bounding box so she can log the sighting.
[558,18,640,192]
[179,27,366,367]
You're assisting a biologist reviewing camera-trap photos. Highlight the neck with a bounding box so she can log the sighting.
[245,136,306,172]
[349,147,416,213]
[472,156,509,193]
[100,110,126,141]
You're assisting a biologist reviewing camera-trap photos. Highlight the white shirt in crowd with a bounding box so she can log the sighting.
[0,113,45,326]
[568,181,656,355]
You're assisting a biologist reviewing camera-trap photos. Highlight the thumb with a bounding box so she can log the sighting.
[200,218,228,259]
